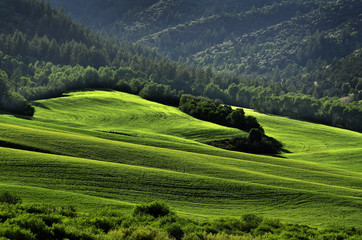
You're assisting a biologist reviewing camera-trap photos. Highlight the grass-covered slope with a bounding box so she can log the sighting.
[0,90,361,227]
[244,109,362,172]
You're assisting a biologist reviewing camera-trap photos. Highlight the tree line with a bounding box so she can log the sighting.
[1,49,361,132]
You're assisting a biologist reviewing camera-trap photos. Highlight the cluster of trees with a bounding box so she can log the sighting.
[178,95,283,154]
[209,130,284,155]
[1,192,361,240]
[0,69,34,116]
[239,87,362,132]
[179,94,261,132]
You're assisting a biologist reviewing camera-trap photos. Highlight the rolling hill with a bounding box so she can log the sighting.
[1,90,361,228]
[1,1,361,235]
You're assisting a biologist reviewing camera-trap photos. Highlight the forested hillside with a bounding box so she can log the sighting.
[49,0,289,41]
[188,0,362,95]
[49,0,361,94]
[0,0,361,132]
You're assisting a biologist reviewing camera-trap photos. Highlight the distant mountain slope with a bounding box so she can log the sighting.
[48,0,361,98]
[139,1,321,59]
[49,0,288,41]
[300,48,362,98]
[189,0,362,74]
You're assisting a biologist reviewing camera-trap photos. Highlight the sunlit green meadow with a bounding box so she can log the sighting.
[1,90,361,227]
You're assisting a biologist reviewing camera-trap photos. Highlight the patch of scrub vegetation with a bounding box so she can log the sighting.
[0,194,361,240]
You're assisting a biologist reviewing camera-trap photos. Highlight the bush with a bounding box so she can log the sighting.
[165,223,184,240]
[6,214,53,239]
[110,227,170,240]
[0,192,22,205]
[241,214,263,232]
[132,201,171,218]
[0,225,35,240]
[248,128,263,142]
[130,227,170,240]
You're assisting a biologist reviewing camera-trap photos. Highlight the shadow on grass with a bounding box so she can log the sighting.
[100,130,137,137]
[32,102,51,110]
[0,140,52,154]
[0,110,34,120]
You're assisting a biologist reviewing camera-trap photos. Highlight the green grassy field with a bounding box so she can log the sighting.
[0,90,361,227]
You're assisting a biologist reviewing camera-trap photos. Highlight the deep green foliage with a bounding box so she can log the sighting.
[208,130,283,155]
[179,94,262,132]
[48,0,288,42]
[301,49,362,99]
[0,70,34,116]
[47,0,361,100]
[0,192,22,205]
[178,95,284,154]
[132,201,171,218]
[1,200,361,240]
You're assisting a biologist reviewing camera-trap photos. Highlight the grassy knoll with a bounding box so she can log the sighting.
[0,90,361,228]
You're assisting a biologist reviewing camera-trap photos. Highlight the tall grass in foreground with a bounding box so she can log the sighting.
[0,194,361,240]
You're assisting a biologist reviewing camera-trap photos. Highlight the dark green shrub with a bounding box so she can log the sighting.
[0,225,35,240]
[166,223,184,240]
[181,232,202,240]
[21,204,54,214]
[7,214,53,239]
[52,224,67,240]
[322,232,348,240]
[115,79,132,93]
[241,214,263,232]
[262,218,283,229]
[58,205,77,217]
[3,92,35,116]
[129,227,170,240]
[87,216,115,233]
[253,224,274,235]
[248,128,263,142]
[0,192,22,205]
[132,201,170,218]
[39,214,62,227]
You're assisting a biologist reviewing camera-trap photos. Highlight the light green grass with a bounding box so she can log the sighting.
[33,90,244,142]
[0,90,361,227]
[244,108,362,172]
